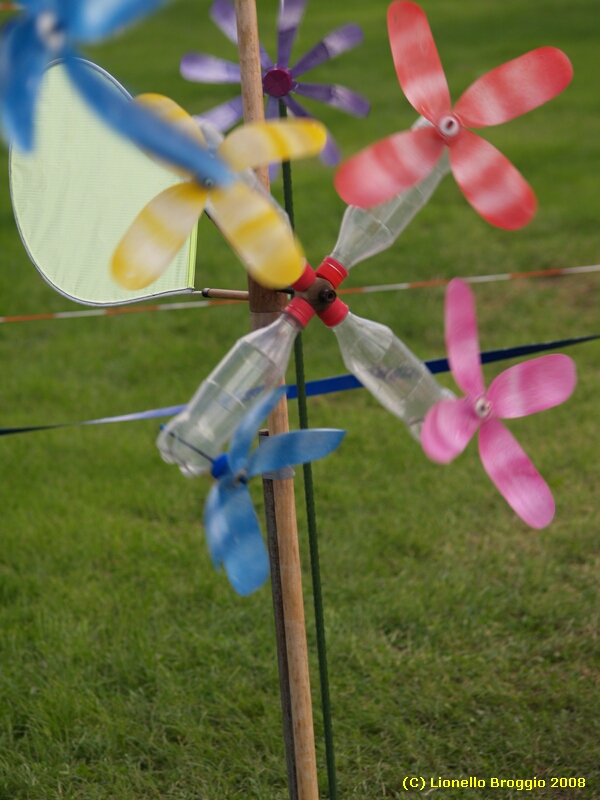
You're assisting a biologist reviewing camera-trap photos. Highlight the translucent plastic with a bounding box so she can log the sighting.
[331,311,455,440]
[157,313,302,476]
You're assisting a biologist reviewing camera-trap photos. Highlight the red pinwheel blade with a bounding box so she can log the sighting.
[455,48,573,128]
[334,126,444,208]
[387,1,451,122]
[444,278,485,398]
[478,418,555,529]
[487,354,577,419]
[421,398,479,464]
[450,130,537,229]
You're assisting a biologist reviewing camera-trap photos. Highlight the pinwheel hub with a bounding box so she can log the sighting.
[474,396,493,420]
[35,11,66,53]
[263,67,293,98]
[436,113,462,141]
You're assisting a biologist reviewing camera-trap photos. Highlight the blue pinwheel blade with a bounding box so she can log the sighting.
[0,17,49,151]
[69,0,170,43]
[64,55,233,187]
[290,23,364,78]
[210,0,273,69]
[228,387,287,476]
[293,82,370,117]
[204,481,269,596]
[277,0,307,68]
[247,429,345,478]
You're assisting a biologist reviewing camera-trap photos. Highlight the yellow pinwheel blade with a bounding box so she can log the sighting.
[218,119,327,172]
[112,182,208,290]
[208,182,304,289]
[134,93,206,178]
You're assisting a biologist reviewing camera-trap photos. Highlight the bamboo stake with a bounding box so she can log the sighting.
[233,2,319,799]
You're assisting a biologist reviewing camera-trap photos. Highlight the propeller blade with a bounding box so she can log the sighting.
[194,96,244,132]
[65,57,232,187]
[210,0,273,70]
[444,278,485,398]
[111,182,208,290]
[487,354,577,419]
[180,52,241,84]
[69,0,169,42]
[0,17,49,152]
[277,0,307,69]
[290,23,364,78]
[450,130,537,229]
[478,418,555,529]
[207,181,305,289]
[421,398,479,464]
[320,130,342,167]
[228,387,287,476]
[205,482,269,595]
[292,82,370,117]
[387,1,451,122]
[334,126,444,208]
[218,119,326,171]
[247,429,345,478]
[454,47,573,128]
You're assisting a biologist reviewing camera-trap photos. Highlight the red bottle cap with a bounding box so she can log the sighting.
[291,262,316,292]
[284,296,315,328]
[317,297,349,327]
[316,257,348,289]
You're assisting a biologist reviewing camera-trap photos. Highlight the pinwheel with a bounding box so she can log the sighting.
[164,387,345,595]
[421,279,576,529]
[111,94,327,291]
[0,0,230,189]
[335,1,573,229]
[179,0,370,166]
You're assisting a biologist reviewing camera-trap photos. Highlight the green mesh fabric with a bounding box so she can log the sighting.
[9,60,196,306]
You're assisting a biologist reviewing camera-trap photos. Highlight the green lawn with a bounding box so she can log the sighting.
[0,0,599,797]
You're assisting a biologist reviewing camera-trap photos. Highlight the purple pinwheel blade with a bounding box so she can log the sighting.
[277,0,307,68]
[204,482,269,596]
[247,429,345,478]
[478,417,555,529]
[290,23,364,78]
[0,18,49,151]
[487,354,577,419]
[194,96,244,132]
[180,53,241,84]
[444,278,486,398]
[210,0,273,69]
[64,55,232,186]
[293,82,370,117]
[282,94,341,165]
[421,398,479,464]
[69,0,169,43]
[228,387,287,476]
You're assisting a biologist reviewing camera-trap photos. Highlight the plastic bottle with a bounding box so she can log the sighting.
[157,296,314,476]
[319,299,455,440]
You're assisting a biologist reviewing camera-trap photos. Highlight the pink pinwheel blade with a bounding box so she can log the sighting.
[277,0,307,68]
[444,278,485,398]
[292,82,370,117]
[180,53,241,83]
[334,125,444,208]
[387,1,451,123]
[290,23,364,78]
[478,418,555,529]
[455,48,573,128]
[421,399,480,464]
[487,354,577,419]
[450,130,537,229]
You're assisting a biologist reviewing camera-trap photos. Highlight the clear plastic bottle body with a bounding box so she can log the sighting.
[331,311,454,440]
[157,313,302,476]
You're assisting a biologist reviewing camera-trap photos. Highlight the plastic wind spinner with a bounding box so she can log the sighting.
[0,0,230,188]
[421,279,577,529]
[172,387,345,595]
[335,1,573,229]
[111,94,327,291]
[180,0,370,166]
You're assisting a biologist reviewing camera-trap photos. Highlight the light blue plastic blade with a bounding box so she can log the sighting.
[64,54,233,187]
[228,387,287,476]
[0,17,49,151]
[69,0,170,43]
[204,481,269,596]
[247,429,345,478]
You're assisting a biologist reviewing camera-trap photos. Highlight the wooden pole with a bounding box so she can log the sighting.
[233,2,319,800]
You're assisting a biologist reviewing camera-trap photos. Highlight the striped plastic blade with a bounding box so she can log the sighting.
[218,118,327,171]
[292,82,370,117]
[444,278,485,398]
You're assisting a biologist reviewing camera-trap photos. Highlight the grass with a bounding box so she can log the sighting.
[0,0,599,797]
